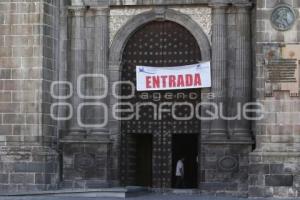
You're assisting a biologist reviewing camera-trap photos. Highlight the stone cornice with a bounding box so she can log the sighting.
[89,6,109,16]
[84,0,254,7]
[208,2,229,8]
[68,6,109,17]
[78,0,254,7]
[68,6,86,16]
[232,1,253,8]
[234,2,253,13]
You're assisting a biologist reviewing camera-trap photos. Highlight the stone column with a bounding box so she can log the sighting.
[230,3,252,138]
[67,6,86,132]
[209,3,228,139]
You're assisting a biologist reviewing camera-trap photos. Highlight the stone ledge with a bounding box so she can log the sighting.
[250,151,300,157]
[0,146,58,156]
[108,0,252,6]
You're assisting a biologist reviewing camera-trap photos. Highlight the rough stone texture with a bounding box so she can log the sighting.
[57,4,113,189]
[200,3,253,196]
[109,6,211,45]
[209,4,227,137]
[249,0,300,198]
[0,0,60,193]
[256,0,300,43]
[163,7,211,39]
[200,144,251,197]
[2,0,299,198]
[60,134,111,189]
[109,7,151,45]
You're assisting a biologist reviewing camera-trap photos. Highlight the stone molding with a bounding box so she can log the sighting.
[108,0,253,6]
[233,2,253,8]
[208,2,228,8]
[68,6,86,16]
[90,6,109,15]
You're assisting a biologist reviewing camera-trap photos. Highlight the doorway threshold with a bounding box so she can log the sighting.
[151,188,200,195]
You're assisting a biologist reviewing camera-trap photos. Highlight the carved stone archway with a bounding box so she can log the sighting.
[108,8,211,186]
[110,8,211,64]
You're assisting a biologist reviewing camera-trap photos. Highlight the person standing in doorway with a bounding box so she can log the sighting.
[175,157,185,188]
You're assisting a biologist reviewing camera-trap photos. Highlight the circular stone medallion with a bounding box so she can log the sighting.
[271,4,296,31]
[74,153,95,172]
[218,156,238,171]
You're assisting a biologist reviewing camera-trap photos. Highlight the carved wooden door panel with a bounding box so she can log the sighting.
[121,20,202,188]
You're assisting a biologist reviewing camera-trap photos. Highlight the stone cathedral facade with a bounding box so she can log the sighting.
[0,0,300,198]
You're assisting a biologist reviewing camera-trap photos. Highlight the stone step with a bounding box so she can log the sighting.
[169,189,200,195]
[151,188,201,195]
[0,186,149,198]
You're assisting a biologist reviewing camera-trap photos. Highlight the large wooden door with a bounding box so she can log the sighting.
[136,134,152,187]
[120,20,202,188]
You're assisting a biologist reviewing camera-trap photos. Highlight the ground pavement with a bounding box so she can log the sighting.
[0,193,299,200]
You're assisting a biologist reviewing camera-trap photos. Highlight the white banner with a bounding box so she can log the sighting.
[136,62,211,91]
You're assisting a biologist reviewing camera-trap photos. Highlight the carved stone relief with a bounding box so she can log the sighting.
[109,8,151,45]
[271,4,296,31]
[217,155,238,172]
[74,153,96,172]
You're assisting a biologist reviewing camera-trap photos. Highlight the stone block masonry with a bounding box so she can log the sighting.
[0,0,299,198]
[249,0,300,198]
[0,1,60,192]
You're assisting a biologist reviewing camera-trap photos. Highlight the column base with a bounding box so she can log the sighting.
[60,132,112,189]
[200,143,252,197]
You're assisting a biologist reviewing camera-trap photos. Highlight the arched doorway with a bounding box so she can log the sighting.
[120,20,202,188]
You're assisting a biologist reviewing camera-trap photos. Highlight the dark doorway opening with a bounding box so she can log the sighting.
[172,134,198,188]
[135,134,152,187]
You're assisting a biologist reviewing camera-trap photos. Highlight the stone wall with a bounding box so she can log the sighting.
[249,0,300,197]
[201,144,251,197]
[0,0,59,192]
[3,0,299,198]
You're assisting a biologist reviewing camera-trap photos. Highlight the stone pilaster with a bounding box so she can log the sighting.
[60,6,112,189]
[90,6,111,184]
[230,3,252,139]
[208,3,228,139]
[108,61,122,186]
[57,1,69,132]
[88,6,109,132]
[67,7,86,132]
[93,7,109,75]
